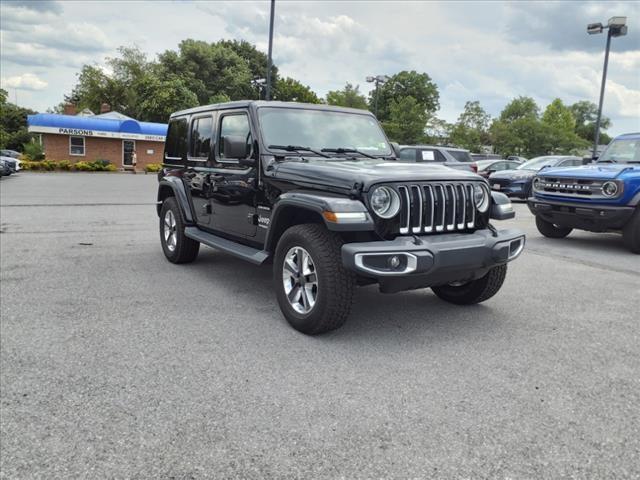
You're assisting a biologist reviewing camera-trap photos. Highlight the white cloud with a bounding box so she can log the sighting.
[1,73,48,90]
[0,0,638,134]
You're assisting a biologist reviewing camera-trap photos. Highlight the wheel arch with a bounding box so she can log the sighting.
[156,177,195,224]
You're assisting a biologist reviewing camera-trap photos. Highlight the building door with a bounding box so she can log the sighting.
[123,140,135,168]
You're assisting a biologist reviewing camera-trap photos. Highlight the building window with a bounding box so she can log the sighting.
[69,136,85,156]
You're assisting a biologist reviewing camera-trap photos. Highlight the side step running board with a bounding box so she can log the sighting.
[184,227,270,265]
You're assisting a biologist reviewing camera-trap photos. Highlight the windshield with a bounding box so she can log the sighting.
[599,138,640,163]
[447,150,473,162]
[517,156,558,171]
[258,107,391,156]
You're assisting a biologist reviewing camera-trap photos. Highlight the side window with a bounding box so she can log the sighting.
[434,150,447,162]
[165,118,188,161]
[189,115,213,160]
[218,113,251,160]
[492,162,507,171]
[399,148,416,161]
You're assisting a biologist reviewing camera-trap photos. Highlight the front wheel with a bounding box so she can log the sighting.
[274,224,355,335]
[535,216,572,239]
[431,265,507,305]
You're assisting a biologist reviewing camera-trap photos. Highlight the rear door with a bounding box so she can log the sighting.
[185,113,215,226]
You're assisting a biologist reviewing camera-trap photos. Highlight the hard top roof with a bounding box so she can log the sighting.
[171,100,376,118]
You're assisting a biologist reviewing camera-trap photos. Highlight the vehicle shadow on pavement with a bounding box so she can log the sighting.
[189,248,501,342]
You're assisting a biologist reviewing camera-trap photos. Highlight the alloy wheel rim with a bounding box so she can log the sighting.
[282,246,318,314]
[164,210,177,252]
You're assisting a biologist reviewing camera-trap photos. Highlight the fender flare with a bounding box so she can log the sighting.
[264,191,373,252]
[157,177,195,223]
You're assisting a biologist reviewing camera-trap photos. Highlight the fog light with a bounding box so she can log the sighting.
[388,255,401,269]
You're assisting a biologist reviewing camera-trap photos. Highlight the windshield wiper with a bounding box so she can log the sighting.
[268,144,330,158]
[321,147,376,159]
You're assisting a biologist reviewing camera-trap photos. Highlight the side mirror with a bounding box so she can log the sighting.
[390,142,401,157]
[490,191,515,220]
[223,135,248,159]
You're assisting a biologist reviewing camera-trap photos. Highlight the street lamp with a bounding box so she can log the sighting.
[366,74,389,117]
[588,16,628,159]
[252,78,266,99]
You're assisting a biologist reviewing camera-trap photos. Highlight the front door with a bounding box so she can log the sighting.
[123,140,135,168]
[209,110,258,238]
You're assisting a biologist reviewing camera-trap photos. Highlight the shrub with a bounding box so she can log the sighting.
[22,142,45,161]
[40,160,57,171]
[93,159,111,168]
[145,163,162,173]
[73,161,92,171]
[57,160,72,171]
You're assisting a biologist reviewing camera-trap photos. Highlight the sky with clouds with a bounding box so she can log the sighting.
[1,0,638,135]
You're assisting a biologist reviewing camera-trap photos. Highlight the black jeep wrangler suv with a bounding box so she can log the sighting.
[157,101,525,334]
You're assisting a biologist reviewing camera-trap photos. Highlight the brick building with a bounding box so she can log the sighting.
[27,107,167,171]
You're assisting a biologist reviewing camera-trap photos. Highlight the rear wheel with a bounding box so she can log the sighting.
[623,208,640,254]
[159,197,199,263]
[431,265,507,305]
[274,224,355,335]
[535,216,572,239]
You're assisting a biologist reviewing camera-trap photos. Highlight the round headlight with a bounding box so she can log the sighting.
[370,186,400,219]
[602,181,618,197]
[473,183,490,212]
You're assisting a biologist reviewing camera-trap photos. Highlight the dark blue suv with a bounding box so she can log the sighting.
[528,132,640,253]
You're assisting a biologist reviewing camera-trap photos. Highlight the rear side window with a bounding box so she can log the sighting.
[419,149,446,162]
[399,148,416,161]
[189,116,213,160]
[447,150,473,162]
[165,118,188,160]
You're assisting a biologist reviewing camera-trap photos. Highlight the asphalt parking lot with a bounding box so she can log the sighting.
[1,172,639,479]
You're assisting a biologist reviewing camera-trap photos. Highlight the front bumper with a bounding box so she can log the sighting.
[341,228,525,293]
[527,198,634,232]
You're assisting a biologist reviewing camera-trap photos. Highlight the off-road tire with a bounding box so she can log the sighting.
[274,224,355,335]
[622,208,640,254]
[535,216,572,239]
[160,197,199,264]
[431,265,507,305]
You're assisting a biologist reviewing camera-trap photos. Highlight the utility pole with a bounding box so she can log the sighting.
[265,0,276,101]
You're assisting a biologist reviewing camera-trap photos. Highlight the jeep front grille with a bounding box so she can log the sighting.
[396,183,477,234]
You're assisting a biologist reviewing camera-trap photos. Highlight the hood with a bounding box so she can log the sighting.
[489,169,536,181]
[270,158,481,191]
[539,163,639,180]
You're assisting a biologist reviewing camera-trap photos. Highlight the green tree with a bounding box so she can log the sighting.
[570,100,612,144]
[499,96,539,122]
[137,76,199,122]
[0,87,36,151]
[449,101,491,151]
[541,98,587,154]
[369,71,439,122]
[381,96,428,144]
[326,83,368,109]
[272,77,320,103]
[491,97,544,157]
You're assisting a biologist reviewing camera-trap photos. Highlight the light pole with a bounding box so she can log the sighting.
[587,16,628,159]
[366,75,389,117]
[265,0,276,101]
